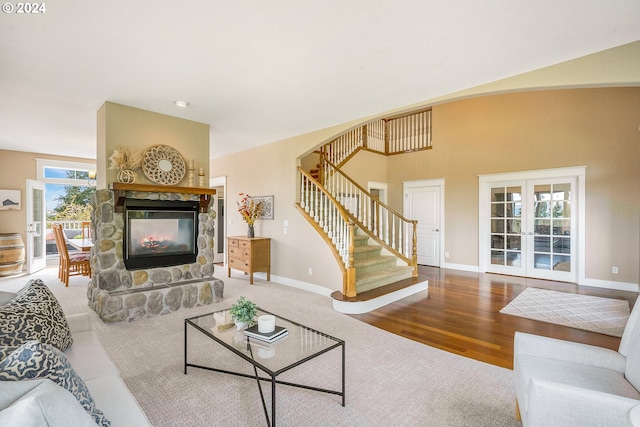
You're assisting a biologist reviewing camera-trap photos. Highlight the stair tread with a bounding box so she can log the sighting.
[353,245,381,253]
[353,255,396,267]
[356,266,414,283]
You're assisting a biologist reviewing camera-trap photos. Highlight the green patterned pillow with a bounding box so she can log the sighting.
[0,279,73,358]
[0,340,110,426]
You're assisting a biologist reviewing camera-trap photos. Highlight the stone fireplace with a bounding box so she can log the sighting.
[87,184,224,323]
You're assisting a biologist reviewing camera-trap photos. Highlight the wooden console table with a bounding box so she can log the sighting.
[227,236,271,284]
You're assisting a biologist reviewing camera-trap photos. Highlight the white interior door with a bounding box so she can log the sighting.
[210,176,226,265]
[525,178,576,282]
[487,182,526,277]
[26,179,46,274]
[212,190,224,263]
[481,169,581,283]
[405,182,442,266]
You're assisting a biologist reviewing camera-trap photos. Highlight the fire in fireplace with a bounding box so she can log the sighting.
[123,199,199,270]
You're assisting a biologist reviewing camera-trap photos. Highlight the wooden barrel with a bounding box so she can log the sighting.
[0,233,25,276]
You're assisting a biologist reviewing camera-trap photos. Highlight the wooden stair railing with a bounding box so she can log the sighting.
[296,167,357,297]
[321,108,432,168]
[320,153,418,277]
[296,107,430,295]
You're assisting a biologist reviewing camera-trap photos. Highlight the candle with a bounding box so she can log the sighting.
[189,159,194,169]
[258,315,275,333]
[199,167,204,175]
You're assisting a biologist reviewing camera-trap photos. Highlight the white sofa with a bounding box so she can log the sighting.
[514,299,640,426]
[0,312,151,426]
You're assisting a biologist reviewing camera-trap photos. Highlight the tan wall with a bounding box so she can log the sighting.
[340,150,388,188]
[212,121,365,291]
[213,87,640,291]
[0,150,94,256]
[386,87,640,284]
[97,102,209,187]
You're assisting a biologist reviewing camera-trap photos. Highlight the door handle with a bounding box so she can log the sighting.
[433,229,439,232]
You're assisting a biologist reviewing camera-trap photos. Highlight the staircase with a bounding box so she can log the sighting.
[352,232,414,294]
[296,108,433,300]
[296,160,418,299]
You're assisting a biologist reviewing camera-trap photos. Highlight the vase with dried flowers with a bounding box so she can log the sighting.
[109,146,142,184]
[237,193,265,238]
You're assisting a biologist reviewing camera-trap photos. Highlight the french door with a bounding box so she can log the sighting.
[480,168,584,283]
[26,179,46,274]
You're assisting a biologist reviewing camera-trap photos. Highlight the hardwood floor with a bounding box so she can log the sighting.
[349,266,637,369]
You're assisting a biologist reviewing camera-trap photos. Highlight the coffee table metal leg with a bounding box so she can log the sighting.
[272,377,277,427]
[183,321,188,374]
[248,343,272,426]
[341,342,346,406]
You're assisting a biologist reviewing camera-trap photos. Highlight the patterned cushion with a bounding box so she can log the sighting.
[0,346,17,362]
[0,279,73,360]
[69,252,90,262]
[0,341,110,426]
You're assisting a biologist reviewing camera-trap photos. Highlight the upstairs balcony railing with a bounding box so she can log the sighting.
[321,108,432,167]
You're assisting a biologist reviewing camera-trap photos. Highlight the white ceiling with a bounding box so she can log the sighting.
[1,1,639,160]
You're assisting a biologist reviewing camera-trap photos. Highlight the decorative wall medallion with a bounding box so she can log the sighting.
[141,145,186,185]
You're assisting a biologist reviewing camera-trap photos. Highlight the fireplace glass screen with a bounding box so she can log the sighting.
[123,199,199,270]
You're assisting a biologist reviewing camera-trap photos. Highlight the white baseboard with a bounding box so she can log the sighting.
[441,263,479,272]
[441,263,639,292]
[252,273,334,298]
[254,269,639,303]
[580,277,639,293]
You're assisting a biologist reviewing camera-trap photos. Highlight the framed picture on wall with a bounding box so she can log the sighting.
[0,189,21,210]
[253,195,274,220]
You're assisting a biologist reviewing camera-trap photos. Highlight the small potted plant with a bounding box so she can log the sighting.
[230,296,258,330]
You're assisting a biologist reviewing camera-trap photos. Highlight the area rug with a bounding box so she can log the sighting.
[500,287,630,337]
[2,267,518,427]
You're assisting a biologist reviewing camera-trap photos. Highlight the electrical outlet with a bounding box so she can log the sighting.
[445,252,450,258]
[308,267,313,275]
[612,266,619,274]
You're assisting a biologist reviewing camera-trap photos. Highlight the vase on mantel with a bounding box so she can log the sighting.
[247,225,255,238]
[116,169,137,184]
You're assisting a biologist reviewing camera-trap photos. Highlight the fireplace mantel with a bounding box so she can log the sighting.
[110,183,217,213]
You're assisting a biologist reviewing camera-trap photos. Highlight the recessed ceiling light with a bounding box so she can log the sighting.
[175,100,189,108]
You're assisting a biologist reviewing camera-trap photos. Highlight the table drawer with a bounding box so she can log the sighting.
[228,247,249,259]
[228,239,239,248]
[228,258,249,270]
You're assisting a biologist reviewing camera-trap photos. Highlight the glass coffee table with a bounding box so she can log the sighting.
[184,308,345,426]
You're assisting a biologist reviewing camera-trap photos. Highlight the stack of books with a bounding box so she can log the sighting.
[244,324,288,343]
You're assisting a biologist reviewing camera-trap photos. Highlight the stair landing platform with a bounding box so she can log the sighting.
[331,276,428,314]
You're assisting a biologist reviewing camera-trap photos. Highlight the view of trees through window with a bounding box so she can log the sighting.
[43,166,95,256]
[47,184,94,223]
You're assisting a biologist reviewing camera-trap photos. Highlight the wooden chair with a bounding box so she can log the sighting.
[81,221,91,240]
[52,224,91,287]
